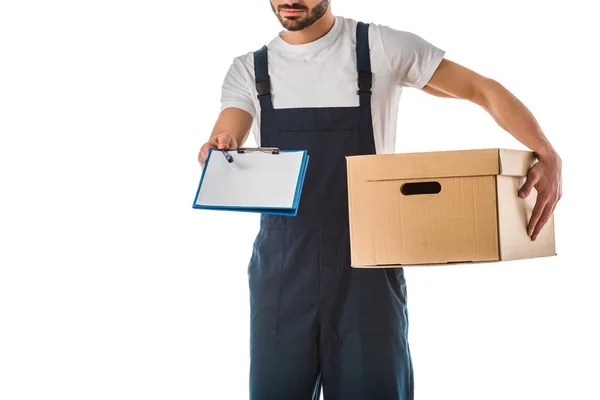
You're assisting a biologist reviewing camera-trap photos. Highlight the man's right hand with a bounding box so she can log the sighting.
[198,133,239,167]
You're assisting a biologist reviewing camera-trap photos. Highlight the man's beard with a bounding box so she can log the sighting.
[271,0,330,32]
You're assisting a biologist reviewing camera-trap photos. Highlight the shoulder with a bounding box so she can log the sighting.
[229,50,255,70]
[335,16,360,43]
[335,17,418,49]
[222,50,258,86]
[363,20,444,63]
[368,21,425,49]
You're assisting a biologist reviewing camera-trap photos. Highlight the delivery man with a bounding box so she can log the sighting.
[198,1,562,399]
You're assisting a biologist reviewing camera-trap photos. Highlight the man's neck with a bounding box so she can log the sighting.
[279,13,336,45]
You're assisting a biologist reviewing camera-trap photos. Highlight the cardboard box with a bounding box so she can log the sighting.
[346,148,556,267]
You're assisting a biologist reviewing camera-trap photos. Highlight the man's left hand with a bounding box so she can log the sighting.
[518,153,563,241]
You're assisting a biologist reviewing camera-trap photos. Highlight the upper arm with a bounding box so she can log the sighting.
[212,55,256,146]
[376,24,493,104]
[423,58,492,106]
[421,82,457,98]
[376,25,446,89]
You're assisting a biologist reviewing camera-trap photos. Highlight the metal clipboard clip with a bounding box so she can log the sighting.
[237,147,280,154]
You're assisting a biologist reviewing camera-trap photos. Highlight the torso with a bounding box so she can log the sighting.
[232,16,406,154]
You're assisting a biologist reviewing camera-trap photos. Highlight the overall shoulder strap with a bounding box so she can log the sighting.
[356,22,372,107]
[253,45,273,111]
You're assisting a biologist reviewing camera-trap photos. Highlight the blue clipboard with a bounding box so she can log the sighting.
[192,147,309,216]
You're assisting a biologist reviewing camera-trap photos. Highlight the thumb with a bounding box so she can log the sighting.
[519,174,538,198]
[216,134,232,149]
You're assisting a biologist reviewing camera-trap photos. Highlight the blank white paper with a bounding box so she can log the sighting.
[195,150,306,208]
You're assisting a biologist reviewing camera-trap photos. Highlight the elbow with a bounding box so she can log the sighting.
[474,78,503,109]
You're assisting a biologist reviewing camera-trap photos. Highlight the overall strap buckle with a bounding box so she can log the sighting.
[357,71,372,94]
[256,80,271,97]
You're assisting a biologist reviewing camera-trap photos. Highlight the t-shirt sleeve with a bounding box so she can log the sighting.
[378,25,446,89]
[220,56,257,118]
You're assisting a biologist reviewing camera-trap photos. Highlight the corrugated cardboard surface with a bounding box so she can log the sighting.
[348,149,501,182]
[498,148,537,177]
[348,148,536,182]
[496,175,556,260]
[348,176,499,266]
[346,148,555,267]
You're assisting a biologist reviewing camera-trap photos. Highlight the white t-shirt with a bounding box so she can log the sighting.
[220,16,445,154]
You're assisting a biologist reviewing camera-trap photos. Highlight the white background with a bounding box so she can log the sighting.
[1,1,598,399]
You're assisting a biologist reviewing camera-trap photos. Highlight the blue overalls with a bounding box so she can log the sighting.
[247,22,413,400]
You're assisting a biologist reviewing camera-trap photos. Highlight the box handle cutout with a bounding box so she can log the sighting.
[400,181,441,196]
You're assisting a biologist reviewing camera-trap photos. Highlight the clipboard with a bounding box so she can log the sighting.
[192,147,310,216]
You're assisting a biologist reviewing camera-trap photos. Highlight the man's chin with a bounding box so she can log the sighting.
[284,25,305,32]
[281,20,306,31]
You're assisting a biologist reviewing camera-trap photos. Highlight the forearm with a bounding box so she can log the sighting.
[480,79,559,160]
[209,107,253,147]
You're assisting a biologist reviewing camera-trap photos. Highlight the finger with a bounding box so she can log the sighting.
[199,143,214,165]
[531,203,555,241]
[527,197,547,237]
[519,175,538,198]
[199,148,208,164]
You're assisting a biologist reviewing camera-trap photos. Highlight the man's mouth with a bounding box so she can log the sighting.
[281,9,306,16]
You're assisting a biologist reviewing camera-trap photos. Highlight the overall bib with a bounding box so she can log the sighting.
[248,22,413,400]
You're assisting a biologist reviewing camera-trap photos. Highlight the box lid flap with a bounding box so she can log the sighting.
[347,148,534,181]
[498,148,536,177]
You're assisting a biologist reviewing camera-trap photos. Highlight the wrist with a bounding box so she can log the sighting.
[535,145,559,163]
